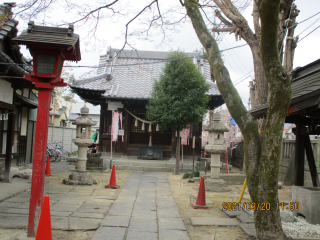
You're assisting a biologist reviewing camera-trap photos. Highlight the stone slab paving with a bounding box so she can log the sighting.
[236,213,255,223]
[0,185,116,230]
[93,172,189,240]
[190,217,239,226]
[0,178,31,203]
[239,223,257,238]
[222,204,257,237]
[223,209,244,218]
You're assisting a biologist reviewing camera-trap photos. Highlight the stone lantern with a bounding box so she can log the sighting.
[203,112,231,192]
[63,104,97,185]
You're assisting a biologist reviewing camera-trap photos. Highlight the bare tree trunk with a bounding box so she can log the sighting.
[250,43,269,107]
[252,1,292,239]
[185,0,291,238]
[175,130,180,175]
[282,4,299,72]
[249,81,255,109]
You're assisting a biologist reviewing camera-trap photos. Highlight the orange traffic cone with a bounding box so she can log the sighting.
[105,165,119,189]
[45,156,52,176]
[35,195,52,240]
[192,177,210,209]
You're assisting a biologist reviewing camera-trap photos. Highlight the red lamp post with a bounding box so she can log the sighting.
[13,21,81,237]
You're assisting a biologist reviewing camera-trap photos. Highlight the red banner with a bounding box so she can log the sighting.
[112,112,123,142]
[181,125,191,145]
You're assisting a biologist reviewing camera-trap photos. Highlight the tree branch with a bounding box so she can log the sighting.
[252,0,260,36]
[15,0,40,16]
[215,9,233,26]
[212,26,235,33]
[212,0,241,23]
[113,0,159,59]
[59,0,120,26]
[184,0,256,140]
[221,0,245,19]
[199,5,215,25]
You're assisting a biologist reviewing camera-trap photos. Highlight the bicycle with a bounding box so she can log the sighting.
[56,141,69,160]
[47,142,63,162]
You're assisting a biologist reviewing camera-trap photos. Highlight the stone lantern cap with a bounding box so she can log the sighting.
[203,112,229,133]
[72,104,97,126]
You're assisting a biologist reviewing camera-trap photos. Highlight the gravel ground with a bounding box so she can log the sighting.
[282,212,320,238]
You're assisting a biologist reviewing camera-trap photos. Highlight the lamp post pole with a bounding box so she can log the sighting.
[27,88,52,236]
[12,21,81,237]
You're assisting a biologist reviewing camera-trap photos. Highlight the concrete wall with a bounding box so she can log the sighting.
[47,126,78,153]
[29,91,38,121]
[20,107,28,136]
[0,79,13,104]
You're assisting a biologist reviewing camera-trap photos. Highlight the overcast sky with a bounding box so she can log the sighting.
[14,0,320,109]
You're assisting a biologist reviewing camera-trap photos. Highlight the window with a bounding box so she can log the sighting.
[0,109,21,154]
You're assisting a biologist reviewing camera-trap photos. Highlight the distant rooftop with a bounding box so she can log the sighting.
[70,47,220,102]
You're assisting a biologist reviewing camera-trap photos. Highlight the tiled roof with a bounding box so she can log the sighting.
[70,48,220,100]
[57,108,65,116]
[68,113,80,121]
[249,58,320,118]
[0,3,18,41]
[0,3,32,75]
[13,21,81,62]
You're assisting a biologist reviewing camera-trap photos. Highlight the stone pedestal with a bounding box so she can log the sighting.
[210,154,221,178]
[73,139,93,172]
[292,186,320,224]
[63,172,97,186]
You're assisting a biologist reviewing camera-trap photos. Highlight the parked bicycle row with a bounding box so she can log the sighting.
[46,141,69,162]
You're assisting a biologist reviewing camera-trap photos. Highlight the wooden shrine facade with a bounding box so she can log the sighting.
[98,101,203,159]
[250,58,320,187]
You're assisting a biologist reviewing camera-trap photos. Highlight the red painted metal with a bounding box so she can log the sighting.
[24,74,66,86]
[27,89,52,237]
[225,148,229,174]
[287,105,296,114]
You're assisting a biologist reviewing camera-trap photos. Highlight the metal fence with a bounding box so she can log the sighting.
[47,126,78,153]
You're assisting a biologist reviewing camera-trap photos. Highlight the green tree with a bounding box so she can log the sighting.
[146,50,210,175]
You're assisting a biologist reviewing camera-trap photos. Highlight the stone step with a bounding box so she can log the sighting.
[106,159,194,168]
[220,174,246,185]
[115,165,192,173]
[126,148,172,158]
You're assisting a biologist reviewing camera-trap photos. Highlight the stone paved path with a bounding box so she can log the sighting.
[0,178,30,203]
[92,172,189,240]
[0,184,116,230]
[0,162,117,231]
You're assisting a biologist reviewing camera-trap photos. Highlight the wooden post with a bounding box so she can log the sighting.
[294,125,305,186]
[123,110,129,157]
[171,128,176,159]
[192,136,195,172]
[28,89,52,236]
[3,112,15,183]
[305,135,320,187]
[99,103,106,149]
